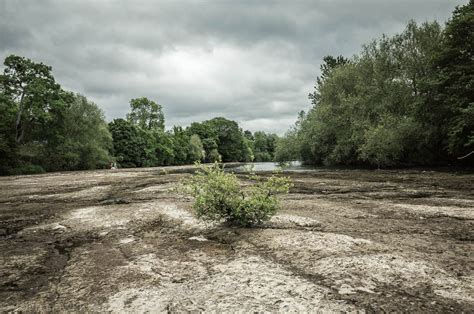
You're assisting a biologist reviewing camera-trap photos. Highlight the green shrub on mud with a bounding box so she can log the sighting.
[182,162,292,227]
[7,164,45,175]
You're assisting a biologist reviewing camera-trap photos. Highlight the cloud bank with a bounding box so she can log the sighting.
[0,0,464,134]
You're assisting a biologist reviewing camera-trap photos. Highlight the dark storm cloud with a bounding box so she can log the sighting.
[0,0,464,133]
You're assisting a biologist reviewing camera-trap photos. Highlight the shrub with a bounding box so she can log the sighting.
[182,162,292,226]
[8,164,45,175]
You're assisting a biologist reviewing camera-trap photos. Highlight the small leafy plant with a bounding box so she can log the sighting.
[182,162,292,227]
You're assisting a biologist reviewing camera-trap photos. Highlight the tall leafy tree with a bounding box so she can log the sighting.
[275,111,305,162]
[207,117,248,162]
[171,126,190,164]
[53,94,112,170]
[434,1,474,160]
[153,130,175,166]
[0,55,62,143]
[282,19,450,167]
[252,131,278,161]
[109,119,148,167]
[0,55,73,173]
[188,134,205,162]
[187,121,216,160]
[0,93,17,174]
[309,55,349,106]
[126,97,165,131]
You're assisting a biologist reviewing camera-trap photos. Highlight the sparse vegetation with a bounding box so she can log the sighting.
[182,162,292,226]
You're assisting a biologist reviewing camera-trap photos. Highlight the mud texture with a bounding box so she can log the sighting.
[0,166,473,312]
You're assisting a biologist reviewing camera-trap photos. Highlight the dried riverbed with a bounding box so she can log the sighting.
[0,165,473,312]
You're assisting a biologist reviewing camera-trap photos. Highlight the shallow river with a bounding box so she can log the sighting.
[229,161,316,172]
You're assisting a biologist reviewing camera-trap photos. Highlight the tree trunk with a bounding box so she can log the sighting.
[15,93,24,143]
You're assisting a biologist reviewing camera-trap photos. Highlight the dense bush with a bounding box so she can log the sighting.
[183,163,292,226]
[8,163,45,175]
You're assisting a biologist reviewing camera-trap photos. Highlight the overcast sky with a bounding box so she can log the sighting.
[0,0,464,134]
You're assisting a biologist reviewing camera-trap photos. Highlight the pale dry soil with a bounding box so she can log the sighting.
[0,166,473,312]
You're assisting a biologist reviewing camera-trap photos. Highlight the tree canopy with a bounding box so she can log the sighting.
[0,56,112,174]
[126,97,165,131]
[275,1,474,167]
[1,2,471,174]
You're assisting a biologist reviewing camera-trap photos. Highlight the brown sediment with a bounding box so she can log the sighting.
[0,166,472,312]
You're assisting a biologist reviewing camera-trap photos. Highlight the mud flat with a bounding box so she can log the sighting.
[0,166,473,312]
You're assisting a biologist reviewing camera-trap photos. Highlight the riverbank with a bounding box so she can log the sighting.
[0,166,472,311]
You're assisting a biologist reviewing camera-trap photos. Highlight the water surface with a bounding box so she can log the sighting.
[230,161,316,173]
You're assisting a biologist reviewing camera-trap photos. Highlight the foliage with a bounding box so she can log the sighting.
[274,111,304,162]
[108,119,147,167]
[2,2,471,174]
[171,126,190,165]
[51,94,112,170]
[0,55,113,174]
[126,97,165,131]
[187,121,217,161]
[0,93,18,174]
[207,117,248,162]
[433,0,474,161]
[0,55,62,144]
[207,147,222,162]
[154,130,175,166]
[188,134,205,162]
[309,55,349,105]
[186,118,251,162]
[277,10,472,167]
[182,163,292,226]
[252,131,278,161]
[7,163,45,175]
[274,131,300,162]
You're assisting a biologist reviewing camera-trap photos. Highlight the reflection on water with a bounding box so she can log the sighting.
[229,161,315,172]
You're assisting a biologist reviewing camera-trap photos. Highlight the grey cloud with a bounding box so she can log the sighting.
[0,0,465,134]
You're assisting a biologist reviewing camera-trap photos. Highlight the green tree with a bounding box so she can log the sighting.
[275,111,305,162]
[0,93,18,174]
[253,131,269,161]
[187,121,218,159]
[252,131,279,161]
[108,119,148,167]
[187,118,249,162]
[244,130,254,141]
[126,97,165,131]
[51,94,112,170]
[171,126,190,165]
[274,132,300,163]
[208,117,247,162]
[153,130,175,166]
[309,55,349,106]
[292,20,446,167]
[434,1,474,161]
[0,55,62,144]
[188,134,205,162]
[0,55,73,173]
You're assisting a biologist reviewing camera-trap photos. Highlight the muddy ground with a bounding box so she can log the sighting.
[0,165,473,312]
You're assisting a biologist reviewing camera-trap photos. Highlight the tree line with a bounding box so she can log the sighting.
[276,1,473,167]
[0,56,278,175]
[1,2,471,174]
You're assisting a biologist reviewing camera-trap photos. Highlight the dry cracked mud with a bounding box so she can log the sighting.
[0,165,473,312]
